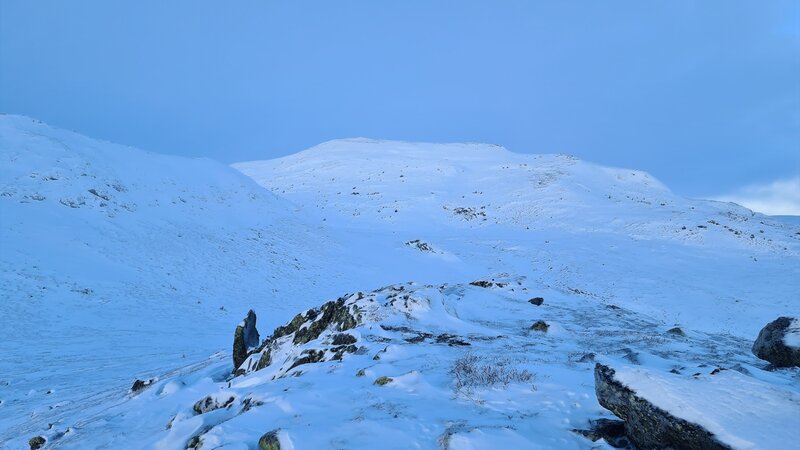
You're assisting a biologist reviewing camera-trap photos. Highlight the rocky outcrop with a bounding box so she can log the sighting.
[235,295,362,377]
[594,363,732,449]
[232,309,260,372]
[752,316,800,367]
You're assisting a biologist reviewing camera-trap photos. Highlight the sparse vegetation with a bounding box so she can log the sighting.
[450,353,534,394]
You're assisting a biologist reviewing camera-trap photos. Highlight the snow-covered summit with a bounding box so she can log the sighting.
[234,138,673,230]
[234,138,796,253]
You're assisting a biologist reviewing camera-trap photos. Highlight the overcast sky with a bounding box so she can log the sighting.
[1,1,798,212]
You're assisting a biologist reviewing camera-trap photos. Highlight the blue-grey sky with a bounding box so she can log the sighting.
[1,1,798,205]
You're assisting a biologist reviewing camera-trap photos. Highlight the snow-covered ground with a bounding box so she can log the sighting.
[1,120,798,448]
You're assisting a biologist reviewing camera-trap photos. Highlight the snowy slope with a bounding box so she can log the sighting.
[0,115,347,446]
[29,279,800,449]
[234,138,800,337]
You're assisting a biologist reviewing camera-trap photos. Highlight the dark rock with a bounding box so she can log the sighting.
[531,320,549,332]
[287,349,325,371]
[130,378,155,394]
[241,397,265,413]
[435,333,471,346]
[573,418,630,448]
[193,395,235,415]
[528,297,544,306]
[259,429,281,450]
[29,436,46,450]
[331,344,358,361]
[233,309,260,372]
[667,326,686,337]
[186,426,212,449]
[594,363,732,449]
[577,352,596,363]
[331,333,357,345]
[752,316,800,367]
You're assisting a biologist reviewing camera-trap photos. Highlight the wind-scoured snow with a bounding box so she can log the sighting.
[1,124,798,449]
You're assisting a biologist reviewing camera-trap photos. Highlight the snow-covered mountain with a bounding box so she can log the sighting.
[1,120,798,449]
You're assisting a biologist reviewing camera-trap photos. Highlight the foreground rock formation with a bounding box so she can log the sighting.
[594,363,732,449]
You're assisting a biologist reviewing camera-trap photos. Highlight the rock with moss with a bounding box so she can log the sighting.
[531,320,549,332]
[29,436,46,450]
[293,298,358,345]
[259,429,281,450]
[232,309,260,373]
[235,295,362,377]
[331,333,357,345]
[374,376,393,386]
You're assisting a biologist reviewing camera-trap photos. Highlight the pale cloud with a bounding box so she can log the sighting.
[714,177,800,216]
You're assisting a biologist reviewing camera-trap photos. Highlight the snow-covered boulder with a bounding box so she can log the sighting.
[232,310,260,373]
[752,316,800,367]
[594,363,731,449]
[594,363,800,449]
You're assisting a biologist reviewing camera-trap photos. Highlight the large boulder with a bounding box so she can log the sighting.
[752,316,800,367]
[594,363,732,449]
[233,309,260,372]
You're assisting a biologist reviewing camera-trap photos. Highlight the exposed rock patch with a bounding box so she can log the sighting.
[528,297,544,306]
[130,378,155,394]
[469,279,507,288]
[531,320,549,332]
[193,395,236,415]
[667,326,686,337]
